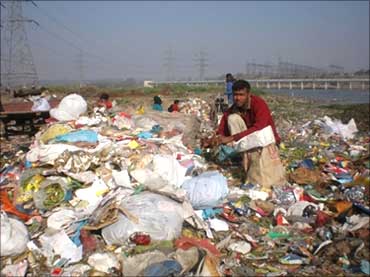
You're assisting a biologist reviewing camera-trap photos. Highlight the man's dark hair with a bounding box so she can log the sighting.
[100,93,109,100]
[174,100,179,104]
[154,95,162,104]
[232,80,251,92]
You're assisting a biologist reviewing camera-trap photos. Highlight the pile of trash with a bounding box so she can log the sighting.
[1,93,369,276]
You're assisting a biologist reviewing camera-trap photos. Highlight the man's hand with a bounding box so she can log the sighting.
[216,135,234,145]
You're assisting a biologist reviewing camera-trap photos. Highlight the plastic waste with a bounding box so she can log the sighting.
[39,230,83,265]
[153,154,188,188]
[102,192,185,245]
[0,190,33,221]
[0,212,29,256]
[1,260,28,276]
[317,116,358,140]
[142,260,182,277]
[33,177,70,210]
[87,252,120,274]
[50,94,87,121]
[40,124,73,144]
[181,171,228,209]
[228,241,252,254]
[54,129,98,143]
[217,145,238,162]
[175,237,221,257]
[170,247,199,274]
[31,97,50,111]
[121,250,167,276]
[130,232,151,245]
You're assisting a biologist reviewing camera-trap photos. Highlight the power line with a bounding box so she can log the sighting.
[31,1,87,45]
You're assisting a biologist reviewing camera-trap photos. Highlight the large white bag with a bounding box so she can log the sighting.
[181,171,228,209]
[0,212,29,256]
[234,125,276,152]
[50,94,87,121]
[102,192,185,245]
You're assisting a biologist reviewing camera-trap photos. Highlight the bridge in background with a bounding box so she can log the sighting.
[144,78,370,90]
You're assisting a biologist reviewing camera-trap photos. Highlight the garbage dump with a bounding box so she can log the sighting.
[0,92,369,276]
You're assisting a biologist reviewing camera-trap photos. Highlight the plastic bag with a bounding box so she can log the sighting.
[181,171,228,209]
[102,192,185,245]
[33,177,70,210]
[217,145,238,162]
[153,154,188,188]
[54,130,98,143]
[315,116,358,140]
[50,94,87,121]
[132,115,158,130]
[40,124,73,143]
[31,97,51,111]
[0,212,29,256]
[121,250,167,276]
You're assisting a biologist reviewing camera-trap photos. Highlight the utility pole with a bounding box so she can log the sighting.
[163,47,175,81]
[194,49,208,81]
[2,0,39,88]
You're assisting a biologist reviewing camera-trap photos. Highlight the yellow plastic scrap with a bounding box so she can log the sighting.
[17,174,44,203]
[128,140,140,150]
[40,124,73,143]
[181,227,202,239]
[136,105,145,115]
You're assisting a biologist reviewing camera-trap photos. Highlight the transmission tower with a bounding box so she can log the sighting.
[194,49,208,81]
[2,0,39,88]
[76,49,85,89]
[163,47,175,81]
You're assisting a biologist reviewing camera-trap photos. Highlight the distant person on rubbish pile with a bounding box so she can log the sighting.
[97,93,112,109]
[225,73,235,106]
[168,99,180,112]
[214,79,286,189]
[152,95,163,111]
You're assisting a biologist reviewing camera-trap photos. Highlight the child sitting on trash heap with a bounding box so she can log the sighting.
[152,95,163,111]
[97,93,112,109]
[168,99,180,112]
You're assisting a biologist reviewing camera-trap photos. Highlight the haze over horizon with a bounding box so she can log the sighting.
[1,1,369,82]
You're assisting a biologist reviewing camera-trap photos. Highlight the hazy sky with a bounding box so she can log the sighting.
[2,1,369,81]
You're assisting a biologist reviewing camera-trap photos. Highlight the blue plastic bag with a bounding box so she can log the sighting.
[218,145,238,162]
[143,260,182,276]
[54,130,98,143]
[137,131,153,139]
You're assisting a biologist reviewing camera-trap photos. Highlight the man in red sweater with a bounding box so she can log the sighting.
[216,80,286,189]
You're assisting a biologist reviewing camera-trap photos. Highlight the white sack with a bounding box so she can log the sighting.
[181,171,228,209]
[102,192,185,245]
[0,212,29,256]
[50,94,87,121]
[234,125,276,152]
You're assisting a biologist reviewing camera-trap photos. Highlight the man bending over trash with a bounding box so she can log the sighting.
[215,79,286,189]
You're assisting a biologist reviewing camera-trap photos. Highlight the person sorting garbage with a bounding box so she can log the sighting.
[97,93,112,109]
[215,79,286,189]
[152,95,163,111]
